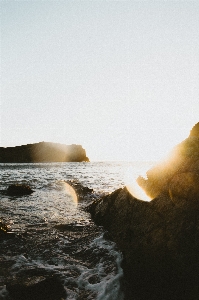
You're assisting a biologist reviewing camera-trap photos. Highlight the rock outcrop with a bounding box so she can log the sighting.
[88,122,199,300]
[6,184,34,196]
[0,142,89,163]
[137,123,199,199]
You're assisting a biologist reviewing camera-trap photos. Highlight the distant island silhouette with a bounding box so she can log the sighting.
[0,142,89,163]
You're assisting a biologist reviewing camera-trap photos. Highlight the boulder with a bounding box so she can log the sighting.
[6,184,34,196]
[0,220,15,239]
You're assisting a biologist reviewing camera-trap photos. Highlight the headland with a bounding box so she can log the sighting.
[0,142,89,163]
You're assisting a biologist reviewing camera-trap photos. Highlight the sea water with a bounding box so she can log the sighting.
[0,161,154,299]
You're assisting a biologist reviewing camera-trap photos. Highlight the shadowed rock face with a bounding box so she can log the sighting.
[88,122,199,300]
[88,188,199,300]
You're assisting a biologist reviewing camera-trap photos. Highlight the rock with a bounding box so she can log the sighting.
[6,275,66,300]
[6,184,34,196]
[137,124,199,199]
[88,122,199,300]
[189,122,199,137]
[0,220,8,234]
[88,187,199,300]
[65,180,94,201]
[0,142,89,163]
[169,172,199,204]
[0,220,15,240]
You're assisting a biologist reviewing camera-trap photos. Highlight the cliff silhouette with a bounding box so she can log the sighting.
[0,142,89,163]
[88,122,199,300]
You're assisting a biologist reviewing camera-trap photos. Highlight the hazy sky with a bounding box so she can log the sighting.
[1,0,199,161]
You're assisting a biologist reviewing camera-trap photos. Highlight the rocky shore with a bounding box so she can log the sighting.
[88,122,199,300]
[0,181,103,300]
[0,142,89,163]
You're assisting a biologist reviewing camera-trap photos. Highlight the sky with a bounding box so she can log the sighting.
[0,0,199,161]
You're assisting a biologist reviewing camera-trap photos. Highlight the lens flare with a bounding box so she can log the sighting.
[125,166,152,202]
[62,182,78,207]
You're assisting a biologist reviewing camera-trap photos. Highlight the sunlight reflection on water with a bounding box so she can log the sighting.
[0,162,155,299]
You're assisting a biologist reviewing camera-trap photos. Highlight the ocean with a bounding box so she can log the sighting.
[0,161,154,300]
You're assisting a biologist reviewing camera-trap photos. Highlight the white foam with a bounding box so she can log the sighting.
[11,254,30,270]
[77,234,124,300]
[3,236,124,300]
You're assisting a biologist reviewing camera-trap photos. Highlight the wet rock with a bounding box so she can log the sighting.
[88,187,199,300]
[6,184,34,196]
[77,290,97,300]
[55,223,88,232]
[0,220,8,234]
[0,220,15,239]
[54,222,103,253]
[66,180,93,200]
[6,275,66,300]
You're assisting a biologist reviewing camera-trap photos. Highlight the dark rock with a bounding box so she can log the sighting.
[6,184,34,196]
[169,172,199,204]
[88,122,199,300]
[0,142,89,163]
[0,220,8,234]
[6,275,66,300]
[54,223,86,231]
[88,187,199,300]
[0,220,15,240]
[65,180,94,201]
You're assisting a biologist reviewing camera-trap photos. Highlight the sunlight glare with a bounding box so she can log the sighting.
[62,182,78,207]
[125,166,152,202]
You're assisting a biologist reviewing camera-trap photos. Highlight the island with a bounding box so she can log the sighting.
[0,142,89,163]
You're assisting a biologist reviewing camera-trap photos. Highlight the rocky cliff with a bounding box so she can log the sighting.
[88,122,199,300]
[137,122,199,199]
[0,142,89,163]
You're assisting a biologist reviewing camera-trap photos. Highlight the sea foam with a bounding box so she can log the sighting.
[77,234,124,300]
